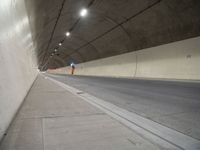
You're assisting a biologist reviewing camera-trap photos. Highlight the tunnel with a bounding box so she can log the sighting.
[0,0,200,149]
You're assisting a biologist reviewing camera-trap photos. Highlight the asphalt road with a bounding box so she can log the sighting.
[47,74,200,140]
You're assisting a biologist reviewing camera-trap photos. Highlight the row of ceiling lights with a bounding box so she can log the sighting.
[50,8,88,58]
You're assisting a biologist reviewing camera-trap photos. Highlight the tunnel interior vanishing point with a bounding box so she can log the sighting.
[0,0,200,150]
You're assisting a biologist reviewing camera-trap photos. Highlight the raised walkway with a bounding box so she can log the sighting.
[0,75,164,150]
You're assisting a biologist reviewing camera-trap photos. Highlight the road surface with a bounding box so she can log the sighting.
[47,73,200,140]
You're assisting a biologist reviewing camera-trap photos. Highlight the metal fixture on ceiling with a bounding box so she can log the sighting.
[65,31,70,37]
[80,8,88,17]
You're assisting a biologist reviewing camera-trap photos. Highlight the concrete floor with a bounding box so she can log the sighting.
[47,74,200,140]
[0,75,165,150]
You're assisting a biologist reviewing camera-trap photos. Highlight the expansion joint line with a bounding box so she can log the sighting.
[134,53,138,78]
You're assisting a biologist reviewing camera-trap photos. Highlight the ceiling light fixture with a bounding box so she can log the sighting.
[59,42,62,46]
[54,49,57,52]
[80,8,88,17]
[66,31,70,37]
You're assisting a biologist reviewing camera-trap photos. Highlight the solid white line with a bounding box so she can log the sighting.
[45,75,200,150]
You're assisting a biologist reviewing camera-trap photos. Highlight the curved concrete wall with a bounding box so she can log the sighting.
[49,36,200,80]
[0,0,38,140]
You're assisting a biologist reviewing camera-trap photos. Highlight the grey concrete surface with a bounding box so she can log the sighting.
[47,76,200,150]
[0,75,165,150]
[47,73,200,140]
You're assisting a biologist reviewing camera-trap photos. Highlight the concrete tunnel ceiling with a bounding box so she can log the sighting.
[25,0,200,70]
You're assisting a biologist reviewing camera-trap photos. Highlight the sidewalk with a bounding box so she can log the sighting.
[0,75,163,150]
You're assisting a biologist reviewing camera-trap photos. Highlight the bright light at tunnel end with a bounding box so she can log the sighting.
[80,8,88,17]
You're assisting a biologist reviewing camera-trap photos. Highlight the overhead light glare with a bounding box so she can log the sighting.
[59,43,62,46]
[80,8,88,17]
[66,31,70,37]
[54,49,57,52]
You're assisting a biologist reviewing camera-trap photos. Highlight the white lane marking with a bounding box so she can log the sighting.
[45,75,200,150]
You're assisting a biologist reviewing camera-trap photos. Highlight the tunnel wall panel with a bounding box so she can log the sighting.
[75,52,137,77]
[0,0,38,140]
[135,37,200,79]
[48,36,200,80]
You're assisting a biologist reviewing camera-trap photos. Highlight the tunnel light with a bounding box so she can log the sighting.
[66,31,70,37]
[80,8,88,17]
[59,42,62,46]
